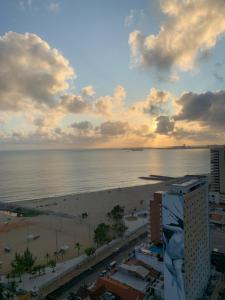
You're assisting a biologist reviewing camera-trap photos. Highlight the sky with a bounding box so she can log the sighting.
[0,0,225,149]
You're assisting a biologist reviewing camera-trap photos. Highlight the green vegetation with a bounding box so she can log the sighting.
[112,222,127,237]
[107,205,127,237]
[94,223,111,246]
[59,249,66,260]
[15,207,41,217]
[10,248,36,281]
[75,242,81,256]
[84,247,96,257]
[107,205,124,222]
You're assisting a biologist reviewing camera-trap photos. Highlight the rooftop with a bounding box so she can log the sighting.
[119,263,149,279]
[110,270,148,293]
[170,176,206,194]
[172,179,199,188]
[94,277,145,300]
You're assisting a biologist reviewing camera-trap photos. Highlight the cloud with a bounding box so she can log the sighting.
[82,85,95,97]
[129,0,225,74]
[213,71,225,82]
[155,116,175,135]
[175,90,225,128]
[98,121,129,136]
[0,32,74,111]
[19,0,32,9]
[70,121,93,135]
[94,86,126,116]
[48,2,60,13]
[131,88,174,117]
[60,94,90,113]
[124,9,145,28]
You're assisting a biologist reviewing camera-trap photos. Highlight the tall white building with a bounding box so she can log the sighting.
[210,146,225,203]
[162,176,211,300]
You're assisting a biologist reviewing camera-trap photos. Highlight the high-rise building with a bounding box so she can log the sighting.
[149,176,211,300]
[210,146,225,202]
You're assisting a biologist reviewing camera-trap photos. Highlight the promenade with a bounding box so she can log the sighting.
[3,211,148,299]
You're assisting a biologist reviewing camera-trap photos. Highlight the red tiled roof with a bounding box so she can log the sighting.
[93,277,145,300]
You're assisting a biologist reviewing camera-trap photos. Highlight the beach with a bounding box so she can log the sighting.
[0,180,177,274]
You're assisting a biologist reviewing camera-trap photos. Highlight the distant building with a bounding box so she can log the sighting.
[149,176,211,300]
[210,146,225,203]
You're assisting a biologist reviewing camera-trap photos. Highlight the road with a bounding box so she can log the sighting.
[47,232,147,300]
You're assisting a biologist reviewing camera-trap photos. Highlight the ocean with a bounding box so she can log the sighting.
[0,148,210,202]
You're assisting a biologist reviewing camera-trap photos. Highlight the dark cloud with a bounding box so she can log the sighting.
[98,121,129,136]
[175,91,225,128]
[155,116,174,135]
[71,121,92,130]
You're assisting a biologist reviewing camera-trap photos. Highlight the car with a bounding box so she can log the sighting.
[112,247,120,253]
[109,260,117,269]
[100,270,107,277]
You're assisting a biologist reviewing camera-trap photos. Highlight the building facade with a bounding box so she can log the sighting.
[210,146,225,203]
[149,176,211,300]
[148,192,163,244]
[163,178,210,300]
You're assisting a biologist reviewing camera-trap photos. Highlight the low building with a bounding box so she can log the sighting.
[89,257,163,300]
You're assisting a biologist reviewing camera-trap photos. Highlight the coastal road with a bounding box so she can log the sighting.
[47,232,147,300]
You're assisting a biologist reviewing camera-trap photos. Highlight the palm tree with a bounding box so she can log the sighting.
[75,242,81,256]
[59,249,66,260]
[54,251,59,261]
[45,253,50,265]
[48,259,56,273]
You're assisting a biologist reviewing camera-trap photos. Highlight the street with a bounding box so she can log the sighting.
[47,232,147,300]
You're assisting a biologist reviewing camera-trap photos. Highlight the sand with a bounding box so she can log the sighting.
[0,180,177,274]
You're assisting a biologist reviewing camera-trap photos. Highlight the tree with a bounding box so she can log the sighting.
[54,251,59,261]
[45,253,50,265]
[94,223,110,246]
[112,222,127,237]
[107,205,127,238]
[59,249,66,260]
[23,248,36,273]
[11,261,24,283]
[11,253,25,282]
[75,242,81,256]
[48,259,56,272]
[107,205,124,222]
[85,247,96,257]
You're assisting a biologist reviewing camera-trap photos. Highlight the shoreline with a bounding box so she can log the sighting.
[0,181,161,204]
[10,182,163,205]
[0,179,179,274]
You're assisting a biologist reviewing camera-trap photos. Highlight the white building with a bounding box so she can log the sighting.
[210,146,225,203]
[162,176,211,300]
